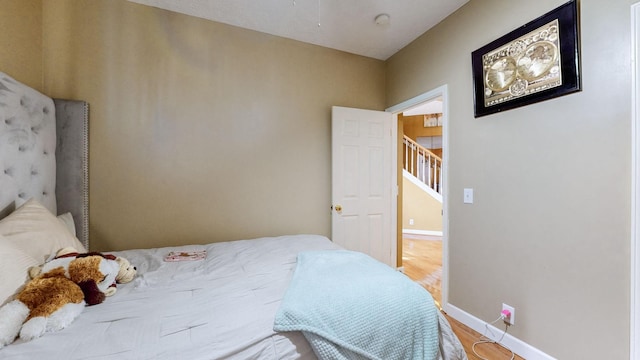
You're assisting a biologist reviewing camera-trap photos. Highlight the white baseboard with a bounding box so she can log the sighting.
[443,303,557,360]
[402,229,443,237]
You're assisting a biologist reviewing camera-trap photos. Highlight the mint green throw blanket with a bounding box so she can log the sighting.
[273,250,440,360]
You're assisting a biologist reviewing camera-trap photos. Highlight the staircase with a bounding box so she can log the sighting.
[402,135,442,202]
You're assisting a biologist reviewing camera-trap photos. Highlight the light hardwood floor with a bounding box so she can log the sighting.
[402,237,525,360]
[402,237,442,305]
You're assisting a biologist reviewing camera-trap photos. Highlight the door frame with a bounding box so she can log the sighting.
[386,84,450,307]
[631,2,640,358]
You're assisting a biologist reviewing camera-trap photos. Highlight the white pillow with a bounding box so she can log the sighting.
[0,235,39,305]
[0,198,87,264]
[57,212,76,237]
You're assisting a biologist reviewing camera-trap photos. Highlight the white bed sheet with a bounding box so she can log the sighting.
[1,234,341,360]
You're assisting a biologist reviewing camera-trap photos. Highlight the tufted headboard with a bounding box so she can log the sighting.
[0,72,89,249]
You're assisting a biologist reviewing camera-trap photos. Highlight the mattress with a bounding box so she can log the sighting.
[1,234,341,360]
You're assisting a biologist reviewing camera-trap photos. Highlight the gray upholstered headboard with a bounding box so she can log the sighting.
[54,99,89,248]
[0,72,89,249]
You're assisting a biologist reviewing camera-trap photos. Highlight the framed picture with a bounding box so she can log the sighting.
[471,0,581,118]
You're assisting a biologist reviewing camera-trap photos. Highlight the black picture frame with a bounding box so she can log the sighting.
[471,0,581,118]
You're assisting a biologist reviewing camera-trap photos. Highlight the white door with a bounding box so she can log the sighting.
[331,106,395,267]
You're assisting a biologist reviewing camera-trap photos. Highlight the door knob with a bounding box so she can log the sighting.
[334,204,342,212]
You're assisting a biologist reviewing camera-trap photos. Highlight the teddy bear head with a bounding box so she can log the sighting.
[115,257,136,284]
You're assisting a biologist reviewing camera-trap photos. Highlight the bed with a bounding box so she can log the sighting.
[0,72,467,360]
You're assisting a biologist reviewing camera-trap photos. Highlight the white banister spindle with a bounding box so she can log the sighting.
[424,153,427,183]
[418,149,427,181]
[404,140,408,172]
[433,161,437,190]
[413,144,417,177]
[422,154,427,183]
[439,161,443,193]
[425,153,430,187]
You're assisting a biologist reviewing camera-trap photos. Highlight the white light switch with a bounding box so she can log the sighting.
[463,188,474,204]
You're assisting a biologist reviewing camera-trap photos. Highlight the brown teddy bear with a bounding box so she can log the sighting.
[28,247,137,296]
[0,255,120,348]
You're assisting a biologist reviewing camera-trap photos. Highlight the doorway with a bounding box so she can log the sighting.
[400,98,444,305]
[386,85,449,307]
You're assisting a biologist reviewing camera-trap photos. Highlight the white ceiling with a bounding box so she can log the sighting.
[404,98,443,116]
[127,0,468,60]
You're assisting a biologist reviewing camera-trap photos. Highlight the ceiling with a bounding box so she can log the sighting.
[404,97,443,116]
[127,0,468,60]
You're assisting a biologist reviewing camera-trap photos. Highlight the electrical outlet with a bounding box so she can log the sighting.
[409,218,414,225]
[501,303,515,325]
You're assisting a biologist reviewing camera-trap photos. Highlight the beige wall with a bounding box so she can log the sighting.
[0,0,43,91]
[387,0,632,358]
[402,176,442,232]
[41,0,386,251]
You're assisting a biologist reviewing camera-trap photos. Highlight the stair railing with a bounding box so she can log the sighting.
[403,135,442,195]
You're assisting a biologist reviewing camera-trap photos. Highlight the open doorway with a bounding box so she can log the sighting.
[386,86,449,308]
[400,98,444,305]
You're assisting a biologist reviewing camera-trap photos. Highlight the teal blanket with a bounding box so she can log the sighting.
[273,250,439,360]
